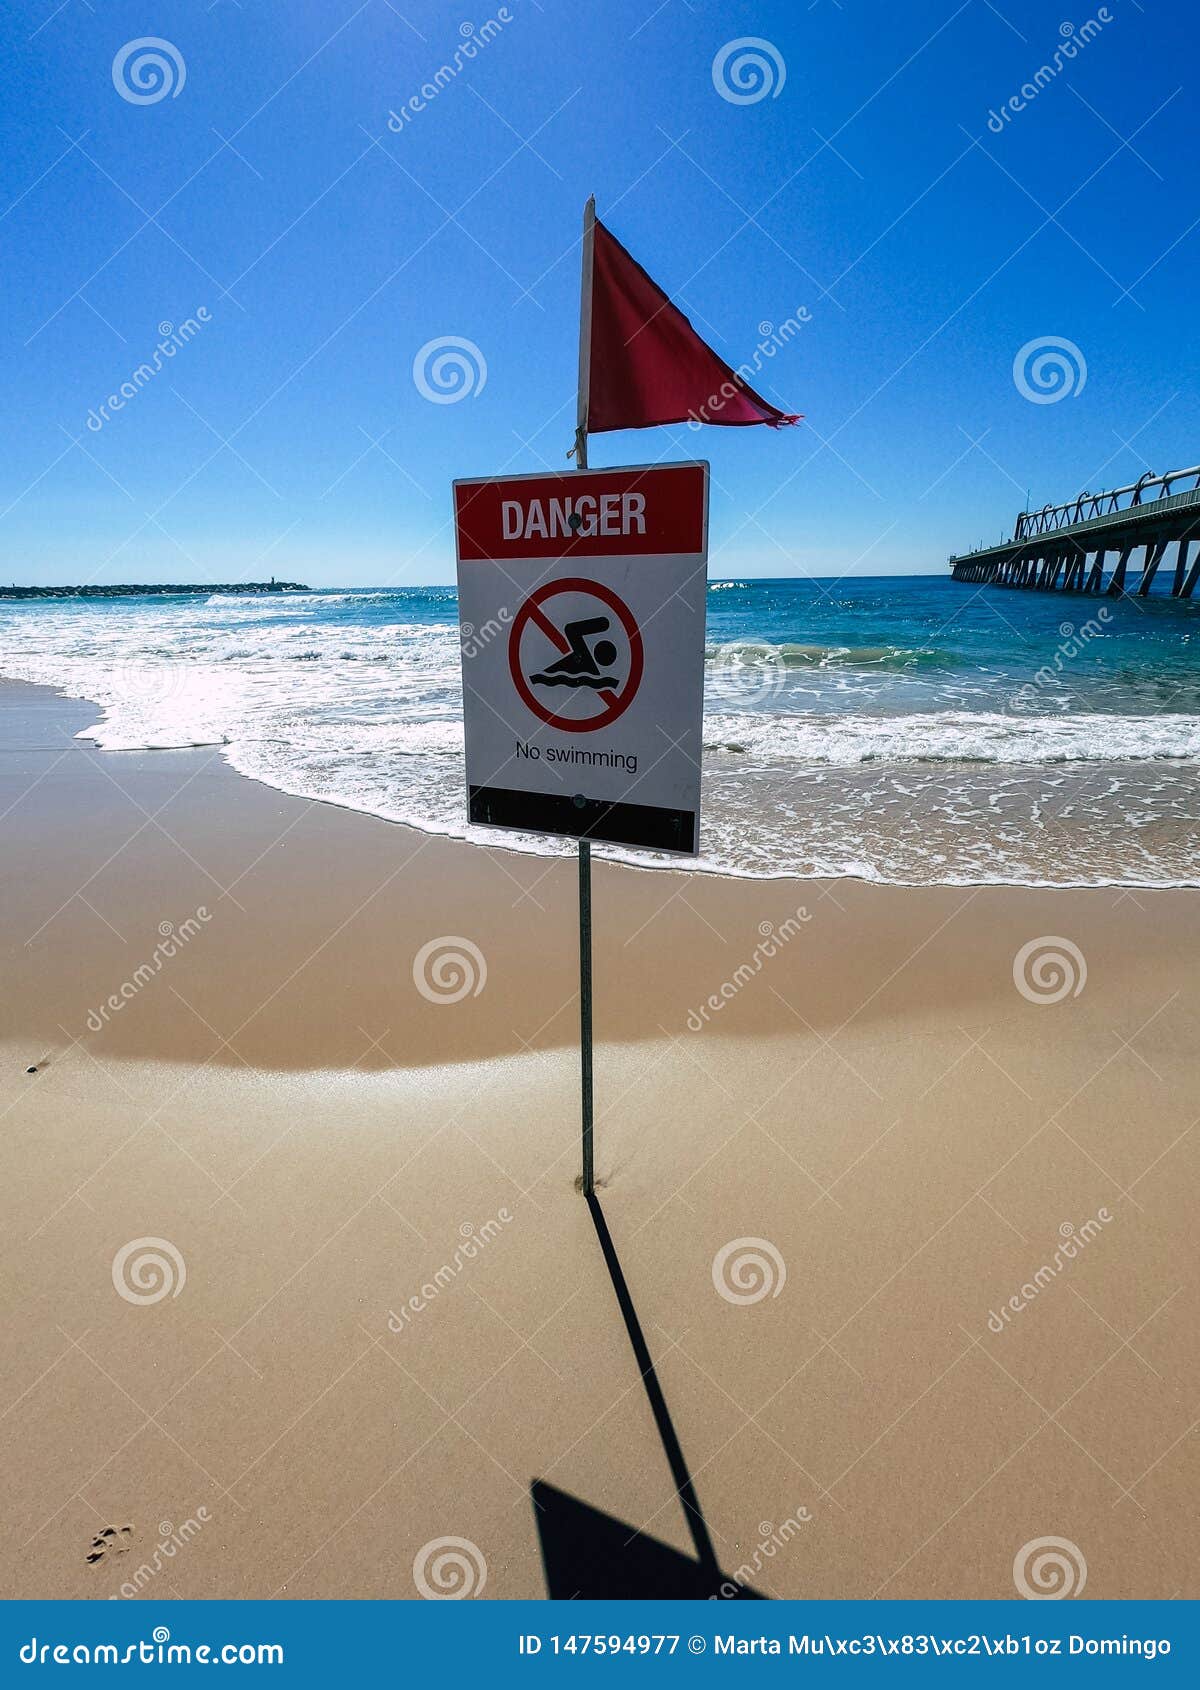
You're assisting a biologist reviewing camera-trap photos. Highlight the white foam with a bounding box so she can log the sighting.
[703,709,1200,765]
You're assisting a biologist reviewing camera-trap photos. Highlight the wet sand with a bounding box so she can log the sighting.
[1,677,1196,1600]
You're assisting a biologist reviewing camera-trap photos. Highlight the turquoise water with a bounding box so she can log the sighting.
[707,575,1200,720]
[3,576,1199,883]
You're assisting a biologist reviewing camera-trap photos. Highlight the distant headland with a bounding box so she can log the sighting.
[0,580,309,600]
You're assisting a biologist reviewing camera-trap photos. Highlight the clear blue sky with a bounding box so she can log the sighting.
[2,0,1196,586]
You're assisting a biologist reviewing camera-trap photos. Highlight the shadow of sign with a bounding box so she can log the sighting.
[531,1479,764,1600]
[529,1194,765,1600]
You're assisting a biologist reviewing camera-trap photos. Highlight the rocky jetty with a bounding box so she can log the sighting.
[0,581,309,600]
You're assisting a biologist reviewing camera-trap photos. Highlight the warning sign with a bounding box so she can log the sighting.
[454,462,708,853]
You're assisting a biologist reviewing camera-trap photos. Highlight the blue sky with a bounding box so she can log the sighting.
[2,0,1196,586]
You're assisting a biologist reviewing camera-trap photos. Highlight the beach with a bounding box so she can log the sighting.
[1,674,1197,1601]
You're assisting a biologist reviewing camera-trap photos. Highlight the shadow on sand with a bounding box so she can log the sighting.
[531,1194,764,1600]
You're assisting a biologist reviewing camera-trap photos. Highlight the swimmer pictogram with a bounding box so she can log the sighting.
[508,578,643,733]
[529,618,618,690]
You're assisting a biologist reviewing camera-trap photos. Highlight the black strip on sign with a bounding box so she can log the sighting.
[468,785,697,855]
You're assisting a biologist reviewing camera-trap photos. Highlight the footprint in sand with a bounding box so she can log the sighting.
[85,1524,134,1564]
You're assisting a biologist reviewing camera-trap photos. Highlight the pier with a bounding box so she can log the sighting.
[949,464,1200,596]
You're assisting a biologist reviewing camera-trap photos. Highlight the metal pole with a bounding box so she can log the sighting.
[579,838,594,1195]
[576,193,596,1195]
[574,194,595,471]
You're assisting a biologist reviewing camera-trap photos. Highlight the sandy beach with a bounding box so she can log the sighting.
[1,675,1197,1602]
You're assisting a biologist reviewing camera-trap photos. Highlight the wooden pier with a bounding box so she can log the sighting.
[949,465,1200,596]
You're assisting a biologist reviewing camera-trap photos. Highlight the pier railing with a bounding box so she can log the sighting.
[1014,465,1200,540]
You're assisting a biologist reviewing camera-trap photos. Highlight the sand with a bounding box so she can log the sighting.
[0,676,1196,1601]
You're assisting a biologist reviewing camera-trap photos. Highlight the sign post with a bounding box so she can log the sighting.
[579,834,593,1195]
[453,459,709,1193]
[575,193,596,1194]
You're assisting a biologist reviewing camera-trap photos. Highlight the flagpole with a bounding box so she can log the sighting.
[574,193,595,473]
[575,193,595,1198]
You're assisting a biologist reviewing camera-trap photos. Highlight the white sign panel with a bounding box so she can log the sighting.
[454,462,708,853]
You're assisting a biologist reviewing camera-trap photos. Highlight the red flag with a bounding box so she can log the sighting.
[583,214,801,434]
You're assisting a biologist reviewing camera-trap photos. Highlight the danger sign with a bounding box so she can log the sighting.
[454,462,707,854]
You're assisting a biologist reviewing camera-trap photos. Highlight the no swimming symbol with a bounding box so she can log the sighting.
[508,578,643,733]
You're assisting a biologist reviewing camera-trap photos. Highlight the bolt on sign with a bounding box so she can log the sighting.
[454,461,708,853]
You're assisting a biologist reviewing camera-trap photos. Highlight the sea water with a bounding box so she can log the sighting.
[2,576,1198,885]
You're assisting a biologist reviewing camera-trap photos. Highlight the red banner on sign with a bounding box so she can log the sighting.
[454,463,707,562]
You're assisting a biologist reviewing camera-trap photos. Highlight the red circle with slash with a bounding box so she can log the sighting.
[508,578,644,733]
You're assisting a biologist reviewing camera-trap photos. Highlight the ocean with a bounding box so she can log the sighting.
[3,576,1198,885]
